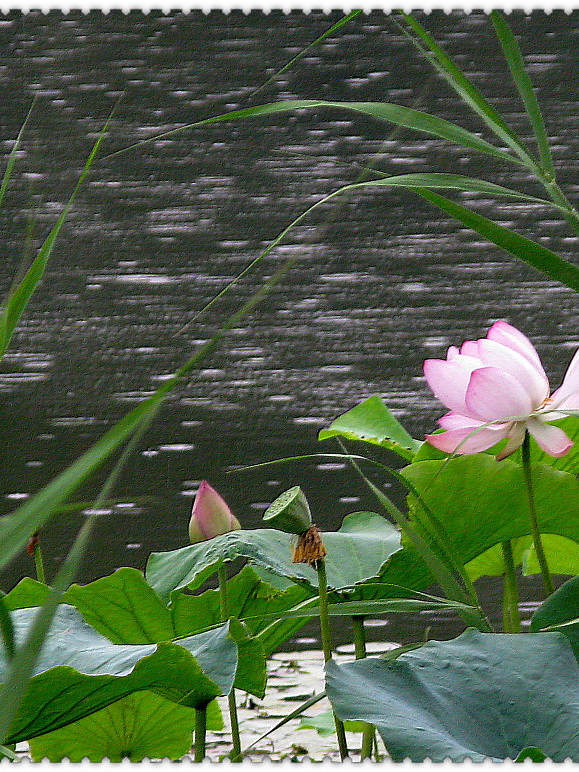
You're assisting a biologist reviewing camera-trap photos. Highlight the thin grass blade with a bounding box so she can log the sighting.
[0,256,297,576]
[413,187,579,291]
[398,13,535,168]
[241,692,326,756]
[0,598,15,660]
[0,99,35,210]
[107,99,520,166]
[0,744,17,760]
[0,114,110,361]
[250,11,362,97]
[490,11,554,178]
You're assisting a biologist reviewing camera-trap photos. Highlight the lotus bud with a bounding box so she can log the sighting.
[262,486,312,535]
[188,480,241,544]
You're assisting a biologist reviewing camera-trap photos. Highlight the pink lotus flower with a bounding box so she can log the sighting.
[189,480,241,544]
[424,321,577,459]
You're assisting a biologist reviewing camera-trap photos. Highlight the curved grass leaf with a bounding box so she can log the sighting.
[490,11,554,177]
[251,11,362,97]
[413,187,579,291]
[319,395,421,460]
[29,690,223,762]
[531,575,579,659]
[326,628,579,761]
[367,171,555,206]
[109,99,519,165]
[399,13,534,168]
[0,256,295,577]
[146,511,402,603]
[0,99,35,210]
[0,116,110,362]
[0,605,238,744]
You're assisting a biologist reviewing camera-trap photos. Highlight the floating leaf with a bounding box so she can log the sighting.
[326,629,579,761]
[146,511,402,602]
[319,396,420,460]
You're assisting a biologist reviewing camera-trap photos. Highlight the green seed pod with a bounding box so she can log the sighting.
[262,486,312,535]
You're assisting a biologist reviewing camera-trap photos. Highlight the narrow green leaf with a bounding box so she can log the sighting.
[251,11,362,97]
[413,187,579,291]
[108,99,520,165]
[241,692,326,756]
[490,11,554,177]
[366,172,556,207]
[242,596,474,621]
[0,99,35,209]
[0,116,110,361]
[400,13,534,167]
[0,600,14,660]
[0,254,296,576]
[531,576,579,659]
[0,743,16,760]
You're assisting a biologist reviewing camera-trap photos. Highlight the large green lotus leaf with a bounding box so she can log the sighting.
[1,578,50,610]
[326,629,579,761]
[66,567,174,643]
[171,565,313,657]
[318,395,421,460]
[147,511,402,602]
[29,691,223,761]
[61,568,266,697]
[378,456,579,592]
[531,576,579,659]
[467,534,579,581]
[413,417,579,474]
[1,605,237,744]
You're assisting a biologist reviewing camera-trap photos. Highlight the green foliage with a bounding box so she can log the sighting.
[467,534,578,581]
[0,605,238,744]
[29,691,223,762]
[515,747,548,763]
[171,565,312,657]
[319,395,421,460]
[326,629,579,761]
[64,567,266,697]
[531,576,579,658]
[375,455,578,592]
[146,512,402,602]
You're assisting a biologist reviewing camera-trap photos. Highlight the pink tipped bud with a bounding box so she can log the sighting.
[188,480,241,544]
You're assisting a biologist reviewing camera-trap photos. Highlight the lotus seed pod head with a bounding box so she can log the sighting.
[188,480,241,544]
[262,485,312,535]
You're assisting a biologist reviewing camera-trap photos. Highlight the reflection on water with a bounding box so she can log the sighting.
[0,10,576,645]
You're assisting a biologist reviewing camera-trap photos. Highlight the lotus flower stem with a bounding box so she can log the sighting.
[194,705,207,762]
[500,541,521,633]
[521,432,554,597]
[316,558,349,760]
[218,563,242,762]
[351,615,375,760]
[27,533,46,585]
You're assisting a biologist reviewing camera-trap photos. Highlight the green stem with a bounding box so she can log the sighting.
[316,558,348,760]
[33,541,46,585]
[194,706,207,762]
[218,564,242,762]
[501,541,521,633]
[521,432,554,596]
[351,616,375,761]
